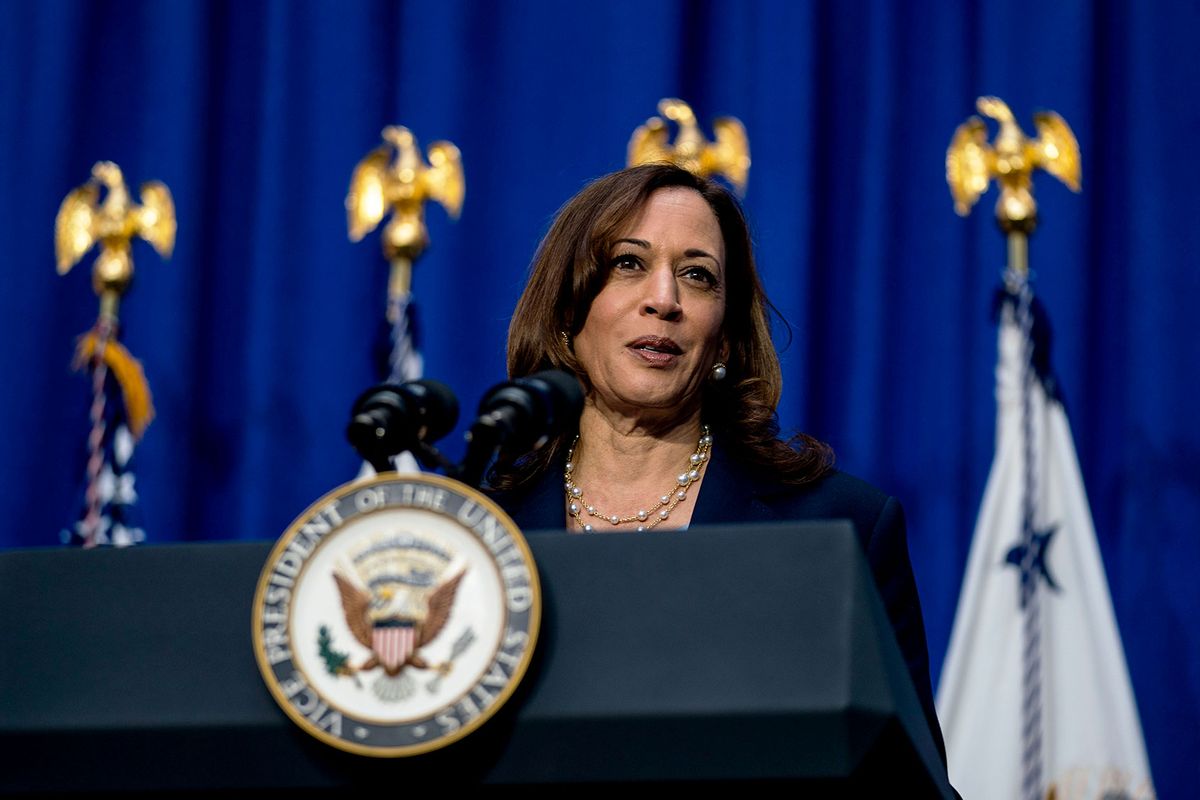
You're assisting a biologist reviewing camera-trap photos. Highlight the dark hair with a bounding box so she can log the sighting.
[498,162,833,489]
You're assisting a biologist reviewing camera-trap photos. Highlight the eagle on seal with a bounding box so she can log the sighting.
[333,569,466,677]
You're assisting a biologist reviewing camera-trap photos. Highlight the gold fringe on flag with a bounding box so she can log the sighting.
[72,329,155,440]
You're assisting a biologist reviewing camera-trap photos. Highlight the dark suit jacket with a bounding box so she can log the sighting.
[490,442,950,773]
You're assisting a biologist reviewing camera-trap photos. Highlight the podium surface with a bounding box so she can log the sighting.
[0,521,953,796]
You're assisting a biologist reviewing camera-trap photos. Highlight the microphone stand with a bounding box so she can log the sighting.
[411,441,458,474]
[454,413,511,489]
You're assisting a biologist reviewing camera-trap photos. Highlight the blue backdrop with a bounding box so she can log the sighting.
[2,1,1197,794]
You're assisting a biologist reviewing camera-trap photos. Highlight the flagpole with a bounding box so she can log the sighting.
[1007,232,1028,281]
[995,181,1046,800]
[55,161,175,546]
[85,292,120,546]
[345,126,463,473]
[946,96,1081,800]
[385,256,415,383]
[943,98,1154,800]
[347,125,463,381]
[1011,262,1043,800]
[387,256,413,318]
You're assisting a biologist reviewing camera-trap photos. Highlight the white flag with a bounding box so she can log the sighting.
[936,298,1154,800]
[356,448,421,479]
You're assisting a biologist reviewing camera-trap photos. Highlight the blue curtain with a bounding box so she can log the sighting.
[2,0,1196,793]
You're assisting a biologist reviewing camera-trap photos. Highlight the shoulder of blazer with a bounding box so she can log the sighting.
[486,456,569,533]
[693,444,895,541]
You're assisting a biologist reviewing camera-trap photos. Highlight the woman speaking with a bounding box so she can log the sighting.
[489,162,950,771]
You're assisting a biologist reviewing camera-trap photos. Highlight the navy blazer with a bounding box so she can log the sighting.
[491,442,949,772]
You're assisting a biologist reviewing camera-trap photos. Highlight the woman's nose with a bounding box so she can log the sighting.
[641,267,682,320]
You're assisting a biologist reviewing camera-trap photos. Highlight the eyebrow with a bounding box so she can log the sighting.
[615,238,651,249]
[615,238,720,263]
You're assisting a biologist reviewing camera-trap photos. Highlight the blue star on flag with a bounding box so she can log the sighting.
[1005,524,1060,608]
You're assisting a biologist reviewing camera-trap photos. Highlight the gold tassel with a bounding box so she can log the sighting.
[73,330,156,440]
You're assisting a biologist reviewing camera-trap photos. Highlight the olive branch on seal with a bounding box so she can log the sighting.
[318,624,362,687]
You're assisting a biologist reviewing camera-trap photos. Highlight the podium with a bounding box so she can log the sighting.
[0,521,953,795]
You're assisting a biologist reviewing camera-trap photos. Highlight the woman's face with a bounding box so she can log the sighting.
[572,187,728,423]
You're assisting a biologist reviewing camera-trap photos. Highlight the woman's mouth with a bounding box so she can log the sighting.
[628,336,683,364]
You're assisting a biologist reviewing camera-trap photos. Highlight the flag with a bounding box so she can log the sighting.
[936,283,1154,800]
[357,289,423,478]
[61,322,151,547]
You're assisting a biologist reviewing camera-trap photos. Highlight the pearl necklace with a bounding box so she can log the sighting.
[564,426,712,532]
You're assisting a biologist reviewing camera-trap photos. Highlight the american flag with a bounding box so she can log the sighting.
[61,322,151,548]
[384,291,422,385]
[357,285,424,478]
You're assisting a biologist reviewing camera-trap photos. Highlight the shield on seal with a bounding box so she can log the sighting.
[372,620,416,671]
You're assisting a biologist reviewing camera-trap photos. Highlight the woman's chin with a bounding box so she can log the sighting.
[591,384,700,421]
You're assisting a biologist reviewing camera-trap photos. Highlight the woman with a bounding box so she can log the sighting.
[491,162,949,771]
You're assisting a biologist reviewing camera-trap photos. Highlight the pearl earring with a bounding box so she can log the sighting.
[711,362,727,381]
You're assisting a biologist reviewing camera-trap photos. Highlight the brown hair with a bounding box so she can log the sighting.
[497,162,833,489]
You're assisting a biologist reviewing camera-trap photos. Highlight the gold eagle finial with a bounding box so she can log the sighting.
[627,98,751,195]
[55,161,176,313]
[346,125,464,263]
[54,161,171,441]
[946,96,1081,233]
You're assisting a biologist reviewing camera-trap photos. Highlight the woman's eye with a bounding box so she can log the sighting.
[682,266,717,285]
[610,254,642,271]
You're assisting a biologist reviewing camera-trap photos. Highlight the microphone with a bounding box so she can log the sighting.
[346,379,459,474]
[456,369,584,488]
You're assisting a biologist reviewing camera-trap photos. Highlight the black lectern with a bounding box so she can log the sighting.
[0,521,953,796]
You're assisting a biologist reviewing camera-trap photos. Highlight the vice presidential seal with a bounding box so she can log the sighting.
[251,473,540,756]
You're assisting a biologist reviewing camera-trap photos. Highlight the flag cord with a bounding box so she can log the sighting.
[387,290,418,385]
[1013,266,1046,800]
[81,315,116,548]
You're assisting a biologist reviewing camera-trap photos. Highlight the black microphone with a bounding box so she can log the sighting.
[346,379,459,474]
[456,369,584,488]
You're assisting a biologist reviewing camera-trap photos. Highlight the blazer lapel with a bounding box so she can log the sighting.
[501,456,569,533]
[690,444,782,526]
